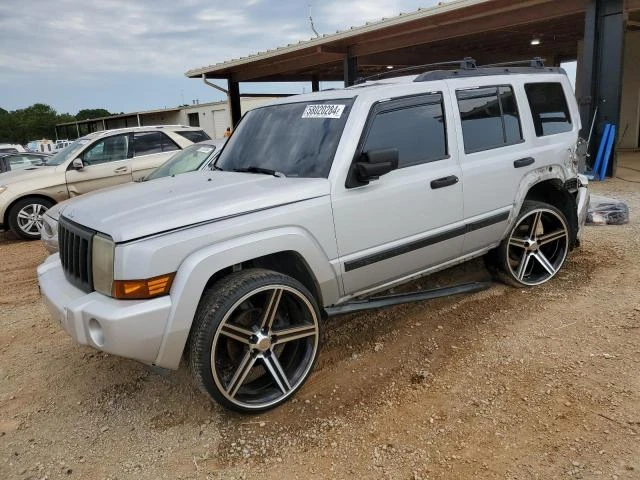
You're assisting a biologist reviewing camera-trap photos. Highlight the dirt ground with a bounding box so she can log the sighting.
[1,178,639,480]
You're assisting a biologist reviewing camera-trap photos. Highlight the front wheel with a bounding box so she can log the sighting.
[8,197,54,240]
[189,269,321,413]
[487,200,570,287]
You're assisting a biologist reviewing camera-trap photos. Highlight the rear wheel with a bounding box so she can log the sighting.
[8,197,53,240]
[487,200,570,287]
[189,269,321,413]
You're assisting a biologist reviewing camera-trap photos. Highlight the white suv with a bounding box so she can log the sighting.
[38,62,589,413]
[0,125,209,239]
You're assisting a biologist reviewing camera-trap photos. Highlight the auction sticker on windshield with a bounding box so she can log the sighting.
[302,104,345,119]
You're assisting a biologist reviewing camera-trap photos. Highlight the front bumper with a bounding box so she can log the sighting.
[575,174,589,241]
[37,255,172,365]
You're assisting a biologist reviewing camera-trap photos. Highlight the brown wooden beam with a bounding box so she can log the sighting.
[351,0,587,57]
[232,52,345,82]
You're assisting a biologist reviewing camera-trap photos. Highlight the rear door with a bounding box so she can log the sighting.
[332,90,465,295]
[451,81,530,254]
[131,131,181,180]
[65,133,133,196]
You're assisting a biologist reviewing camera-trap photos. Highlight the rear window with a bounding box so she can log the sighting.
[456,85,523,153]
[176,130,211,143]
[133,131,180,156]
[525,83,572,137]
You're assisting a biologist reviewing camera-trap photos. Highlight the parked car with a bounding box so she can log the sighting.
[0,152,50,173]
[38,62,589,413]
[40,139,225,253]
[0,125,210,239]
[0,143,27,154]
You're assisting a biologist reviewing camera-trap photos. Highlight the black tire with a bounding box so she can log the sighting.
[189,268,321,413]
[486,200,570,287]
[8,197,54,240]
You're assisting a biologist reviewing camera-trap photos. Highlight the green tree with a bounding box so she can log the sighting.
[75,108,111,121]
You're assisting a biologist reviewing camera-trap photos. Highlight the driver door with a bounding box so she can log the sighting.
[331,91,464,295]
[65,133,133,196]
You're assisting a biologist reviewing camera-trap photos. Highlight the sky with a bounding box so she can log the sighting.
[0,0,576,115]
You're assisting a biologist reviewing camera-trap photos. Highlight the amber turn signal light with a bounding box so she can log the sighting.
[112,273,175,300]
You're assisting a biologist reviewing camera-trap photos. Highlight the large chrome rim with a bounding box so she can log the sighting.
[17,203,48,235]
[507,208,569,286]
[211,284,319,410]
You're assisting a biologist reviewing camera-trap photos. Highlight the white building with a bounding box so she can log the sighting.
[55,96,281,140]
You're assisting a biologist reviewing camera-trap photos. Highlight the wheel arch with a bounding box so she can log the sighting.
[509,167,578,247]
[3,193,57,230]
[152,228,340,369]
[524,179,578,247]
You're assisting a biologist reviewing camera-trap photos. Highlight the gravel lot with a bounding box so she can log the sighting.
[1,178,639,480]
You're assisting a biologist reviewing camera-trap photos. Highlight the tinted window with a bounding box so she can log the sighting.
[457,85,523,153]
[82,134,130,165]
[499,86,522,144]
[176,130,211,143]
[160,133,180,152]
[134,131,163,156]
[362,95,447,168]
[217,99,354,178]
[525,83,572,136]
[9,154,44,170]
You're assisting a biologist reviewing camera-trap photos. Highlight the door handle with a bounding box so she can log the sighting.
[514,157,535,168]
[114,166,129,173]
[430,175,459,189]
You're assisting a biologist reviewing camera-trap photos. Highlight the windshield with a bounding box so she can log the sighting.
[43,137,91,166]
[145,143,217,181]
[216,98,355,178]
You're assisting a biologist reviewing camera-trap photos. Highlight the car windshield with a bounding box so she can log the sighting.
[43,137,91,166]
[216,98,355,178]
[145,143,217,181]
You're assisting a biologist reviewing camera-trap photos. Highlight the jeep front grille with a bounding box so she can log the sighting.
[58,218,94,293]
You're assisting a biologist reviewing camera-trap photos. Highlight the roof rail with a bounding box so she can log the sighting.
[480,57,546,68]
[355,57,476,84]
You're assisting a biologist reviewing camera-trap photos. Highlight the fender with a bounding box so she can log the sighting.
[153,226,340,369]
[501,164,570,238]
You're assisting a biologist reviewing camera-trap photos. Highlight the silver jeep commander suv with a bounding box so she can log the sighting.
[38,60,589,413]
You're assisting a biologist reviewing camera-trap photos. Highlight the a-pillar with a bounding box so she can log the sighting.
[311,75,320,92]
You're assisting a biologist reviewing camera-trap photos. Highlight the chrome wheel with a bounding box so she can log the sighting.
[506,208,569,286]
[211,284,319,411]
[16,203,48,236]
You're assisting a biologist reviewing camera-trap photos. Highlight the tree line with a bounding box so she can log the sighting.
[0,104,112,145]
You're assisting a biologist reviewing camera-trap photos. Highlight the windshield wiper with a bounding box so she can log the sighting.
[233,166,286,178]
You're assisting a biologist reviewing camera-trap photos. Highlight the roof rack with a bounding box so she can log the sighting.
[414,57,562,82]
[480,57,546,69]
[355,57,477,84]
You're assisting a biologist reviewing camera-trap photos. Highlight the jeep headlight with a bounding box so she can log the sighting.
[92,234,114,296]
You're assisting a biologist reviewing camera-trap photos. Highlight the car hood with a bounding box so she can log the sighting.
[0,165,54,183]
[61,171,331,242]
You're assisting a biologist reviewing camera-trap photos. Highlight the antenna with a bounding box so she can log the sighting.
[309,2,319,38]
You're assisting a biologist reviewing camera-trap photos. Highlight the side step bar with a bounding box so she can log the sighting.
[325,281,493,317]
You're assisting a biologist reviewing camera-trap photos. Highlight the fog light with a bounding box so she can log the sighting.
[88,318,104,347]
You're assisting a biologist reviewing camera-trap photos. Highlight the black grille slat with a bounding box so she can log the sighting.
[58,217,95,293]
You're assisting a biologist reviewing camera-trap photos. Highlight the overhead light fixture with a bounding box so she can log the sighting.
[386,65,394,69]
[530,38,541,46]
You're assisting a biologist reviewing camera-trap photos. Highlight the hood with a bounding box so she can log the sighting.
[61,171,331,242]
[0,165,55,183]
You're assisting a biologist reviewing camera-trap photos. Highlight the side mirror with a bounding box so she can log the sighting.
[72,158,84,170]
[353,148,399,185]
